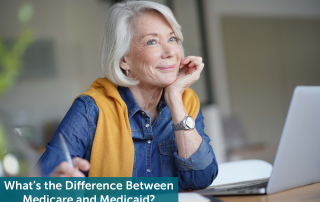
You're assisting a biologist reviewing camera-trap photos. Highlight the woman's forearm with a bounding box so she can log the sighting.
[166,93,202,159]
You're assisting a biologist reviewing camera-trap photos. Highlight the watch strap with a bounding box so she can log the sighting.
[172,116,194,131]
[172,121,185,131]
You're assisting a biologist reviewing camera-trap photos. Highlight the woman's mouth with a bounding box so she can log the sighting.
[156,64,176,71]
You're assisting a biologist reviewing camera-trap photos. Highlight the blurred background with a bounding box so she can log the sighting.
[0,0,320,175]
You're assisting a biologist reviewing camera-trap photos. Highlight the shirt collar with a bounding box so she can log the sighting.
[118,86,167,119]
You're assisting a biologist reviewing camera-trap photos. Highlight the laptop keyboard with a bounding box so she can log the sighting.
[214,181,268,192]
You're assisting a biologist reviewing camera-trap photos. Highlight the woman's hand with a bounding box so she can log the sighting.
[165,56,204,97]
[164,56,204,159]
[164,56,204,105]
[50,157,90,177]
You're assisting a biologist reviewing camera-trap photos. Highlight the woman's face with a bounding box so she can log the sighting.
[121,12,182,89]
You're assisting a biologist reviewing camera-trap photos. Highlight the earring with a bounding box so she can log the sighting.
[126,69,129,76]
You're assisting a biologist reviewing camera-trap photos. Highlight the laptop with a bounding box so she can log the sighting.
[196,86,320,195]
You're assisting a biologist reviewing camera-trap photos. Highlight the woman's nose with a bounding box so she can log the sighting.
[161,44,175,59]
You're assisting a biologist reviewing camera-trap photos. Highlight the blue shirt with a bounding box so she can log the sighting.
[37,86,218,190]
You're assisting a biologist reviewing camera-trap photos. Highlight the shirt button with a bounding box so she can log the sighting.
[145,124,150,128]
[147,169,151,173]
[147,140,151,144]
[142,112,145,115]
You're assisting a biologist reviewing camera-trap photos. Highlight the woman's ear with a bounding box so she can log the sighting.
[120,56,130,71]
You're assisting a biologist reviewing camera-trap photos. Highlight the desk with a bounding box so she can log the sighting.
[216,182,320,202]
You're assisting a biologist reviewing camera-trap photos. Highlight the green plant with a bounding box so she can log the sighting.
[0,2,35,176]
[0,2,35,95]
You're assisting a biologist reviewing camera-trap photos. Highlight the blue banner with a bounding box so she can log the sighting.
[1,177,178,202]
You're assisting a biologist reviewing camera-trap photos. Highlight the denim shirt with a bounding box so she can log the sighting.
[37,86,218,190]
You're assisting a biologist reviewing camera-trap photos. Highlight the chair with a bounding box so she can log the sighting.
[211,159,273,186]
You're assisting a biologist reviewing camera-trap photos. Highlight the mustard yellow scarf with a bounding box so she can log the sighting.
[77,78,200,177]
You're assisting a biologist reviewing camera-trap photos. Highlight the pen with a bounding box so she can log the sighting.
[59,133,74,167]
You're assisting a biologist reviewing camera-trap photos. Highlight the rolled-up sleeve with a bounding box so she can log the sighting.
[173,108,219,191]
[174,139,213,171]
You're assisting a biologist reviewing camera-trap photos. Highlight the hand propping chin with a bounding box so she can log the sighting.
[165,56,204,96]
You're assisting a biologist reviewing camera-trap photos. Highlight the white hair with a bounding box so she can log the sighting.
[101,0,184,87]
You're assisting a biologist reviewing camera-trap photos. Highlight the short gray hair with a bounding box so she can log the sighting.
[101,0,184,87]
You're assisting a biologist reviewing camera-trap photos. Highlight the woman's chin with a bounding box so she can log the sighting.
[145,73,177,88]
[159,77,177,87]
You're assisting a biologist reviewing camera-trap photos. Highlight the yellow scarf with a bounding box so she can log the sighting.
[77,78,200,177]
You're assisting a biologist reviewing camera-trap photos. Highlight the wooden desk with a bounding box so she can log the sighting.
[216,182,320,202]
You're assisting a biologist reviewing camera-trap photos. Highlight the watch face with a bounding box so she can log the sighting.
[186,116,195,129]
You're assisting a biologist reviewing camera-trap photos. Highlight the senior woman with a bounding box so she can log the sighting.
[37,1,218,190]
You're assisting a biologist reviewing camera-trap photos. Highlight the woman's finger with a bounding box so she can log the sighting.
[188,60,202,68]
[181,56,201,63]
[181,56,190,64]
[179,61,203,76]
[177,56,204,84]
[55,161,74,175]
[50,162,70,177]
[188,61,195,68]
[194,60,204,72]
[70,169,86,177]
[51,160,86,177]
[186,63,203,83]
[72,157,91,171]
[181,56,202,68]
[181,56,194,65]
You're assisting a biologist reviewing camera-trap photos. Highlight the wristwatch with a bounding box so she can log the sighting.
[172,116,195,131]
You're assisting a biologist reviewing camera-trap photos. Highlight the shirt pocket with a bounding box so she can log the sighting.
[158,140,178,177]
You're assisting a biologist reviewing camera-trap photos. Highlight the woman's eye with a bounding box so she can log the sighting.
[169,37,177,42]
[146,39,156,45]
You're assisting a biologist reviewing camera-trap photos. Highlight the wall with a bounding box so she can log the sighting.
[0,0,108,144]
[202,0,320,150]
[203,0,320,117]
[223,17,320,145]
